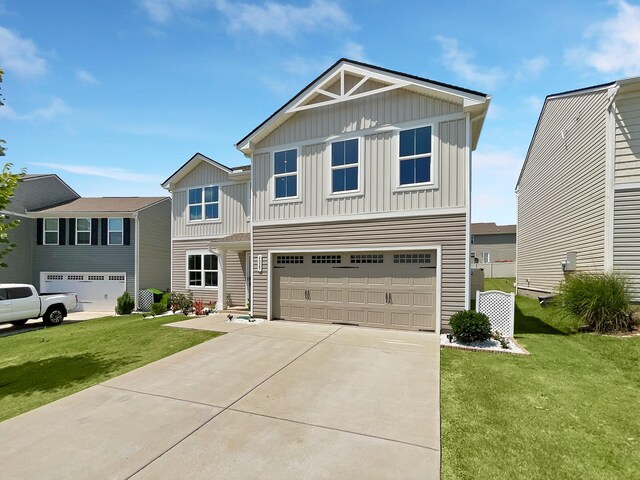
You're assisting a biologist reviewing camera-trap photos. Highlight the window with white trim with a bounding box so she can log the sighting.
[188,253,218,287]
[350,254,384,264]
[188,186,219,221]
[399,126,432,186]
[480,252,490,263]
[44,218,59,245]
[274,149,297,199]
[312,255,342,264]
[331,139,359,193]
[108,218,123,245]
[276,255,304,264]
[76,218,91,245]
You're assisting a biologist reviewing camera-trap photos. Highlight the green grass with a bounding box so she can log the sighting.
[442,281,640,480]
[0,314,220,422]
[484,276,516,293]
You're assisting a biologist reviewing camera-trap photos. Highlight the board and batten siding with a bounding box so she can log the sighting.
[253,117,467,222]
[172,162,249,238]
[613,188,640,302]
[517,89,609,294]
[32,220,136,296]
[614,94,640,184]
[137,200,171,291]
[252,214,466,329]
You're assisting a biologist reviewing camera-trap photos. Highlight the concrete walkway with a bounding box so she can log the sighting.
[0,319,440,479]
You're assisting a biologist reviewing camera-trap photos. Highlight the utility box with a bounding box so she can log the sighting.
[562,252,577,272]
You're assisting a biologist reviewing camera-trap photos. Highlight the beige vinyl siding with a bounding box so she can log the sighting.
[137,200,171,291]
[171,239,218,304]
[173,183,249,237]
[0,218,34,284]
[257,89,462,149]
[252,214,466,329]
[253,117,467,221]
[174,161,233,189]
[614,94,640,183]
[613,188,640,302]
[225,250,247,308]
[517,90,609,294]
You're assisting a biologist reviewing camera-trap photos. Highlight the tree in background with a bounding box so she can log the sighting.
[0,68,25,267]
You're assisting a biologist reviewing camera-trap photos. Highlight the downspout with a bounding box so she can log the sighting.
[133,212,140,310]
[604,85,619,271]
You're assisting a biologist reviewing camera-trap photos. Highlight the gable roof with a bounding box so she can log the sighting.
[29,197,169,215]
[236,58,491,155]
[515,75,640,190]
[472,222,516,235]
[161,152,251,190]
[20,173,80,198]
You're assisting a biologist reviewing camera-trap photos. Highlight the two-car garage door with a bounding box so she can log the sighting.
[272,251,436,331]
[40,272,126,311]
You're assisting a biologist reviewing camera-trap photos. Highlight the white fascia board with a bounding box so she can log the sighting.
[26,212,137,218]
[162,154,233,189]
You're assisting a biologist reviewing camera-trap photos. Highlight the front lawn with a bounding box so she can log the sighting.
[441,279,640,479]
[0,314,220,422]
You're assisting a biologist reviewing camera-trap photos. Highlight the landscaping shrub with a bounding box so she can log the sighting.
[450,310,491,344]
[150,302,167,316]
[115,292,135,315]
[558,272,632,333]
[193,299,205,316]
[169,291,194,315]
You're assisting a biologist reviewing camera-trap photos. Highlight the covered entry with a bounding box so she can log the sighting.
[272,250,438,331]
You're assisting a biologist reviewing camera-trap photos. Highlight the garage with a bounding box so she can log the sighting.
[272,251,437,331]
[40,272,126,311]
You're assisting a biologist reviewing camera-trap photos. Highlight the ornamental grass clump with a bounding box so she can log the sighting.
[558,272,632,333]
[450,310,492,344]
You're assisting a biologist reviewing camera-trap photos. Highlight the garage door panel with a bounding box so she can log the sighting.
[327,309,343,322]
[40,272,126,311]
[348,310,365,323]
[309,307,326,321]
[366,311,385,325]
[367,291,386,305]
[347,291,365,303]
[326,290,342,302]
[413,293,433,307]
[390,313,410,327]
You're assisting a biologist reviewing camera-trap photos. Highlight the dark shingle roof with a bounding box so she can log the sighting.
[472,223,516,235]
[30,197,168,213]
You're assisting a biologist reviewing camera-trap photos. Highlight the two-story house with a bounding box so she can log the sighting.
[517,77,640,302]
[162,153,251,309]
[471,222,516,278]
[0,174,171,311]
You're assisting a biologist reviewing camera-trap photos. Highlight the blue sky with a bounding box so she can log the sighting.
[1,0,639,224]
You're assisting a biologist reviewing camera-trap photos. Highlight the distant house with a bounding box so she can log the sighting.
[516,77,640,301]
[471,222,516,278]
[0,174,171,311]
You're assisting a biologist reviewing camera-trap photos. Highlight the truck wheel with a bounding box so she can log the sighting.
[11,320,28,327]
[43,307,65,326]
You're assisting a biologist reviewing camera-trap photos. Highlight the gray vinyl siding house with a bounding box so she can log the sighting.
[517,77,640,301]
[234,58,491,332]
[0,174,171,311]
[471,223,516,278]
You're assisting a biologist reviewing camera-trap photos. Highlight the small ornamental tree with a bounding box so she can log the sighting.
[0,69,24,267]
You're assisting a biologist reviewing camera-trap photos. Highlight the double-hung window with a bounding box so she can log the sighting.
[274,149,297,199]
[44,218,59,245]
[399,126,432,186]
[188,186,219,221]
[108,218,123,245]
[187,253,218,288]
[331,139,359,193]
[76,218,91,245]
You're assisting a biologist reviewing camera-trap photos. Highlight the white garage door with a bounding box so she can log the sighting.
[272,251,436,331]
[40,272,126,311]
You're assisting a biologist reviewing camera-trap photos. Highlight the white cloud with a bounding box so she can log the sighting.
[0,26,47,78]
[138,0,206,23]
[522,95,544,113]
[0,97,70,121]
[342,41,367,62]
[566,0,640,76]
[31,162,160,183]
[75,68,99,85]
[434,36,503,90]
[516,56,549,79]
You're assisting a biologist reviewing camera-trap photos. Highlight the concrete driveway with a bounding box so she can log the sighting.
[0,320,440,479]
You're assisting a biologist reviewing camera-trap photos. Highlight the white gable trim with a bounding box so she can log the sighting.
[162,154,233,191]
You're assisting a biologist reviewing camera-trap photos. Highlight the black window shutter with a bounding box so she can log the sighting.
[101,219,108,245]
[91,219,99,245]
[58,219,66,246]
[123,218,131,245]
[36,218,43,245]
[68,218,76,246]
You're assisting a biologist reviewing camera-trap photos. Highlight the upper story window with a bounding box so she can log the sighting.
[274,149,297,199]
[108,218,123,245]
[44,218,59,245]
[399,126,432,186]
[189,186,220,221]
[331,139,359,193]
[76,218,91,245]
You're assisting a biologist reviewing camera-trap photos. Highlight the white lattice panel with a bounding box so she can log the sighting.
[476,290,515,337]
[139,290,154,312]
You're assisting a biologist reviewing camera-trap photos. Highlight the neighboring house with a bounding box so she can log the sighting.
[471,222,516,278]
[516,77,640,301]
[162,153,251,309]
[0,174,171,311]
[227,58,490,333]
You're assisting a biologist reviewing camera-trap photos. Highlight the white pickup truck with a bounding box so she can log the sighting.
[0,284,78,327]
